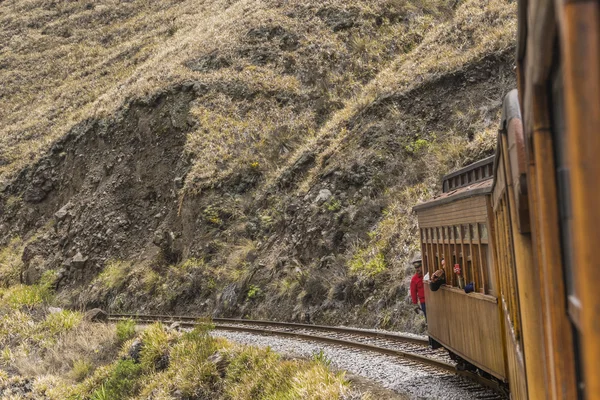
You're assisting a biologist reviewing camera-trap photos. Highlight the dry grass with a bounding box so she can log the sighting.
[274,0,516,192]
[34,323,348,400]
[0,0,452,186]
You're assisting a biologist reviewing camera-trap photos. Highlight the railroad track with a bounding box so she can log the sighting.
[108,313,507,399]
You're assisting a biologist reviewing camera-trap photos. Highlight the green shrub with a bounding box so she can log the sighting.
[96,261,132,290]
[116,319,136,343]
[90,359,142,399]
[246,285,262,300]
[71,359,94,382]
[2,283,53,309]
[325,198,342,212]
[312,350,332,367]
[42,310,82,335]
[349,251,387,277]
[139,323,170,372]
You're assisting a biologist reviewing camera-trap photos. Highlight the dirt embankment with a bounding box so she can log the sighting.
[0,49,515,332]
[0,0,517,333]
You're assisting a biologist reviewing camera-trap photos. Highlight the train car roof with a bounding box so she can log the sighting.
[413,155,495,213]
[413,178,493,212]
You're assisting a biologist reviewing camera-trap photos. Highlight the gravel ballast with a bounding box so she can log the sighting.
[213,330,494,399]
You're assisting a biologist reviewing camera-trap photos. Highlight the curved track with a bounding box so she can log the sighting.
[108,313,507,399]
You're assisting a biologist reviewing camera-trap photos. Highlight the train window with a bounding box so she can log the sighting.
[478,223,488,240]
[481,244,495,295]
[463,224,470,241]
[464,245,473,287]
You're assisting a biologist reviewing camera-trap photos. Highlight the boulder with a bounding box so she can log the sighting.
[314,189,332,204]
[54,203,71,221]
[84,308,108,322]
[128,339,143,363]
[71,252,88,269]
[208,351,229,377]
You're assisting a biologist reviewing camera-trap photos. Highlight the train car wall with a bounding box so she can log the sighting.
[560,0,600,397]
[518,0,579,397]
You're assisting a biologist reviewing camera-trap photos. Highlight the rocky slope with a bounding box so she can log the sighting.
[0,0,516,333]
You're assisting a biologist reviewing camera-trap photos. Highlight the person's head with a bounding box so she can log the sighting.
[441,259,445,267]
[412,259,423,276]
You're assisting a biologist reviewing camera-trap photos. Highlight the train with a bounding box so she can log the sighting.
[412,0,599,398]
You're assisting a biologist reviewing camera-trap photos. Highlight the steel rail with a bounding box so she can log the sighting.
[108,313,428,345]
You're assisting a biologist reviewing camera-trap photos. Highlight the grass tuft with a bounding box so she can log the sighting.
[139,323,170,373]
[116,319,136,343]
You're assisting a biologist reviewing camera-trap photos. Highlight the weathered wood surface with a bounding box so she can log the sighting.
[424,283,505,379]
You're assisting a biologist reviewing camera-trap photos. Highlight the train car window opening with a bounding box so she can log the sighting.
[479,223,488,240]
[482,244,495,296]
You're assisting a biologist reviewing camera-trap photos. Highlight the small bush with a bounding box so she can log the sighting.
[42,310,82,335]
[2,283,53,309]
[246,284,262,300]
[312,350,332,367]
[116,319,136,343]
[203,206,223,226]
[325,198,342,212]
[139,323,170,372]
[71,359,94,382]
[349,251,387,277]
[90,359,142,399]
[96,261,132,290]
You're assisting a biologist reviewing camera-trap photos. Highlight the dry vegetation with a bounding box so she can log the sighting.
[0,285,348,399]
[0,0,453,184]
[0,0,516,359]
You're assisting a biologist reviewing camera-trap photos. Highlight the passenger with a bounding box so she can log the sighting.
[430,269,446,291]
[454,263,465,289]
[410,258,426,319]
[464,282,475,293]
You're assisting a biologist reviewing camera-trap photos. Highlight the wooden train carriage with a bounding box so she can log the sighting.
[515,0,599,398]
[492,91,531,400]
[413,157,506,381]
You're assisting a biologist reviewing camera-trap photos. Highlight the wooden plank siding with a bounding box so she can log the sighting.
[561,1,600,396]
[492,156,529,398]
[503,310,528,400]
[416,188,507,382]
[417,197,490,229]
[425,284,506,379]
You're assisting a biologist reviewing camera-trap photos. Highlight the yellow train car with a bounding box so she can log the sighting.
[413,158,506,382]
[414,0,599,397]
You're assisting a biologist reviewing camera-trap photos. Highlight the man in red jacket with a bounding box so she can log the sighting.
[410,258,426,318]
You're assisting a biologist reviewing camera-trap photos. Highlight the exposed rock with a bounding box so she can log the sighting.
[168,322,181,331]
[48,306,63,314]
[314,189,332,204]
[128,339,143,363]
[84,308,108,322]
[208,351,229,377]
[54,203,71,221]
[71,252,88,269]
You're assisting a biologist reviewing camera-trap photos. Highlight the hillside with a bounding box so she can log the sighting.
[0,0,516,336]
